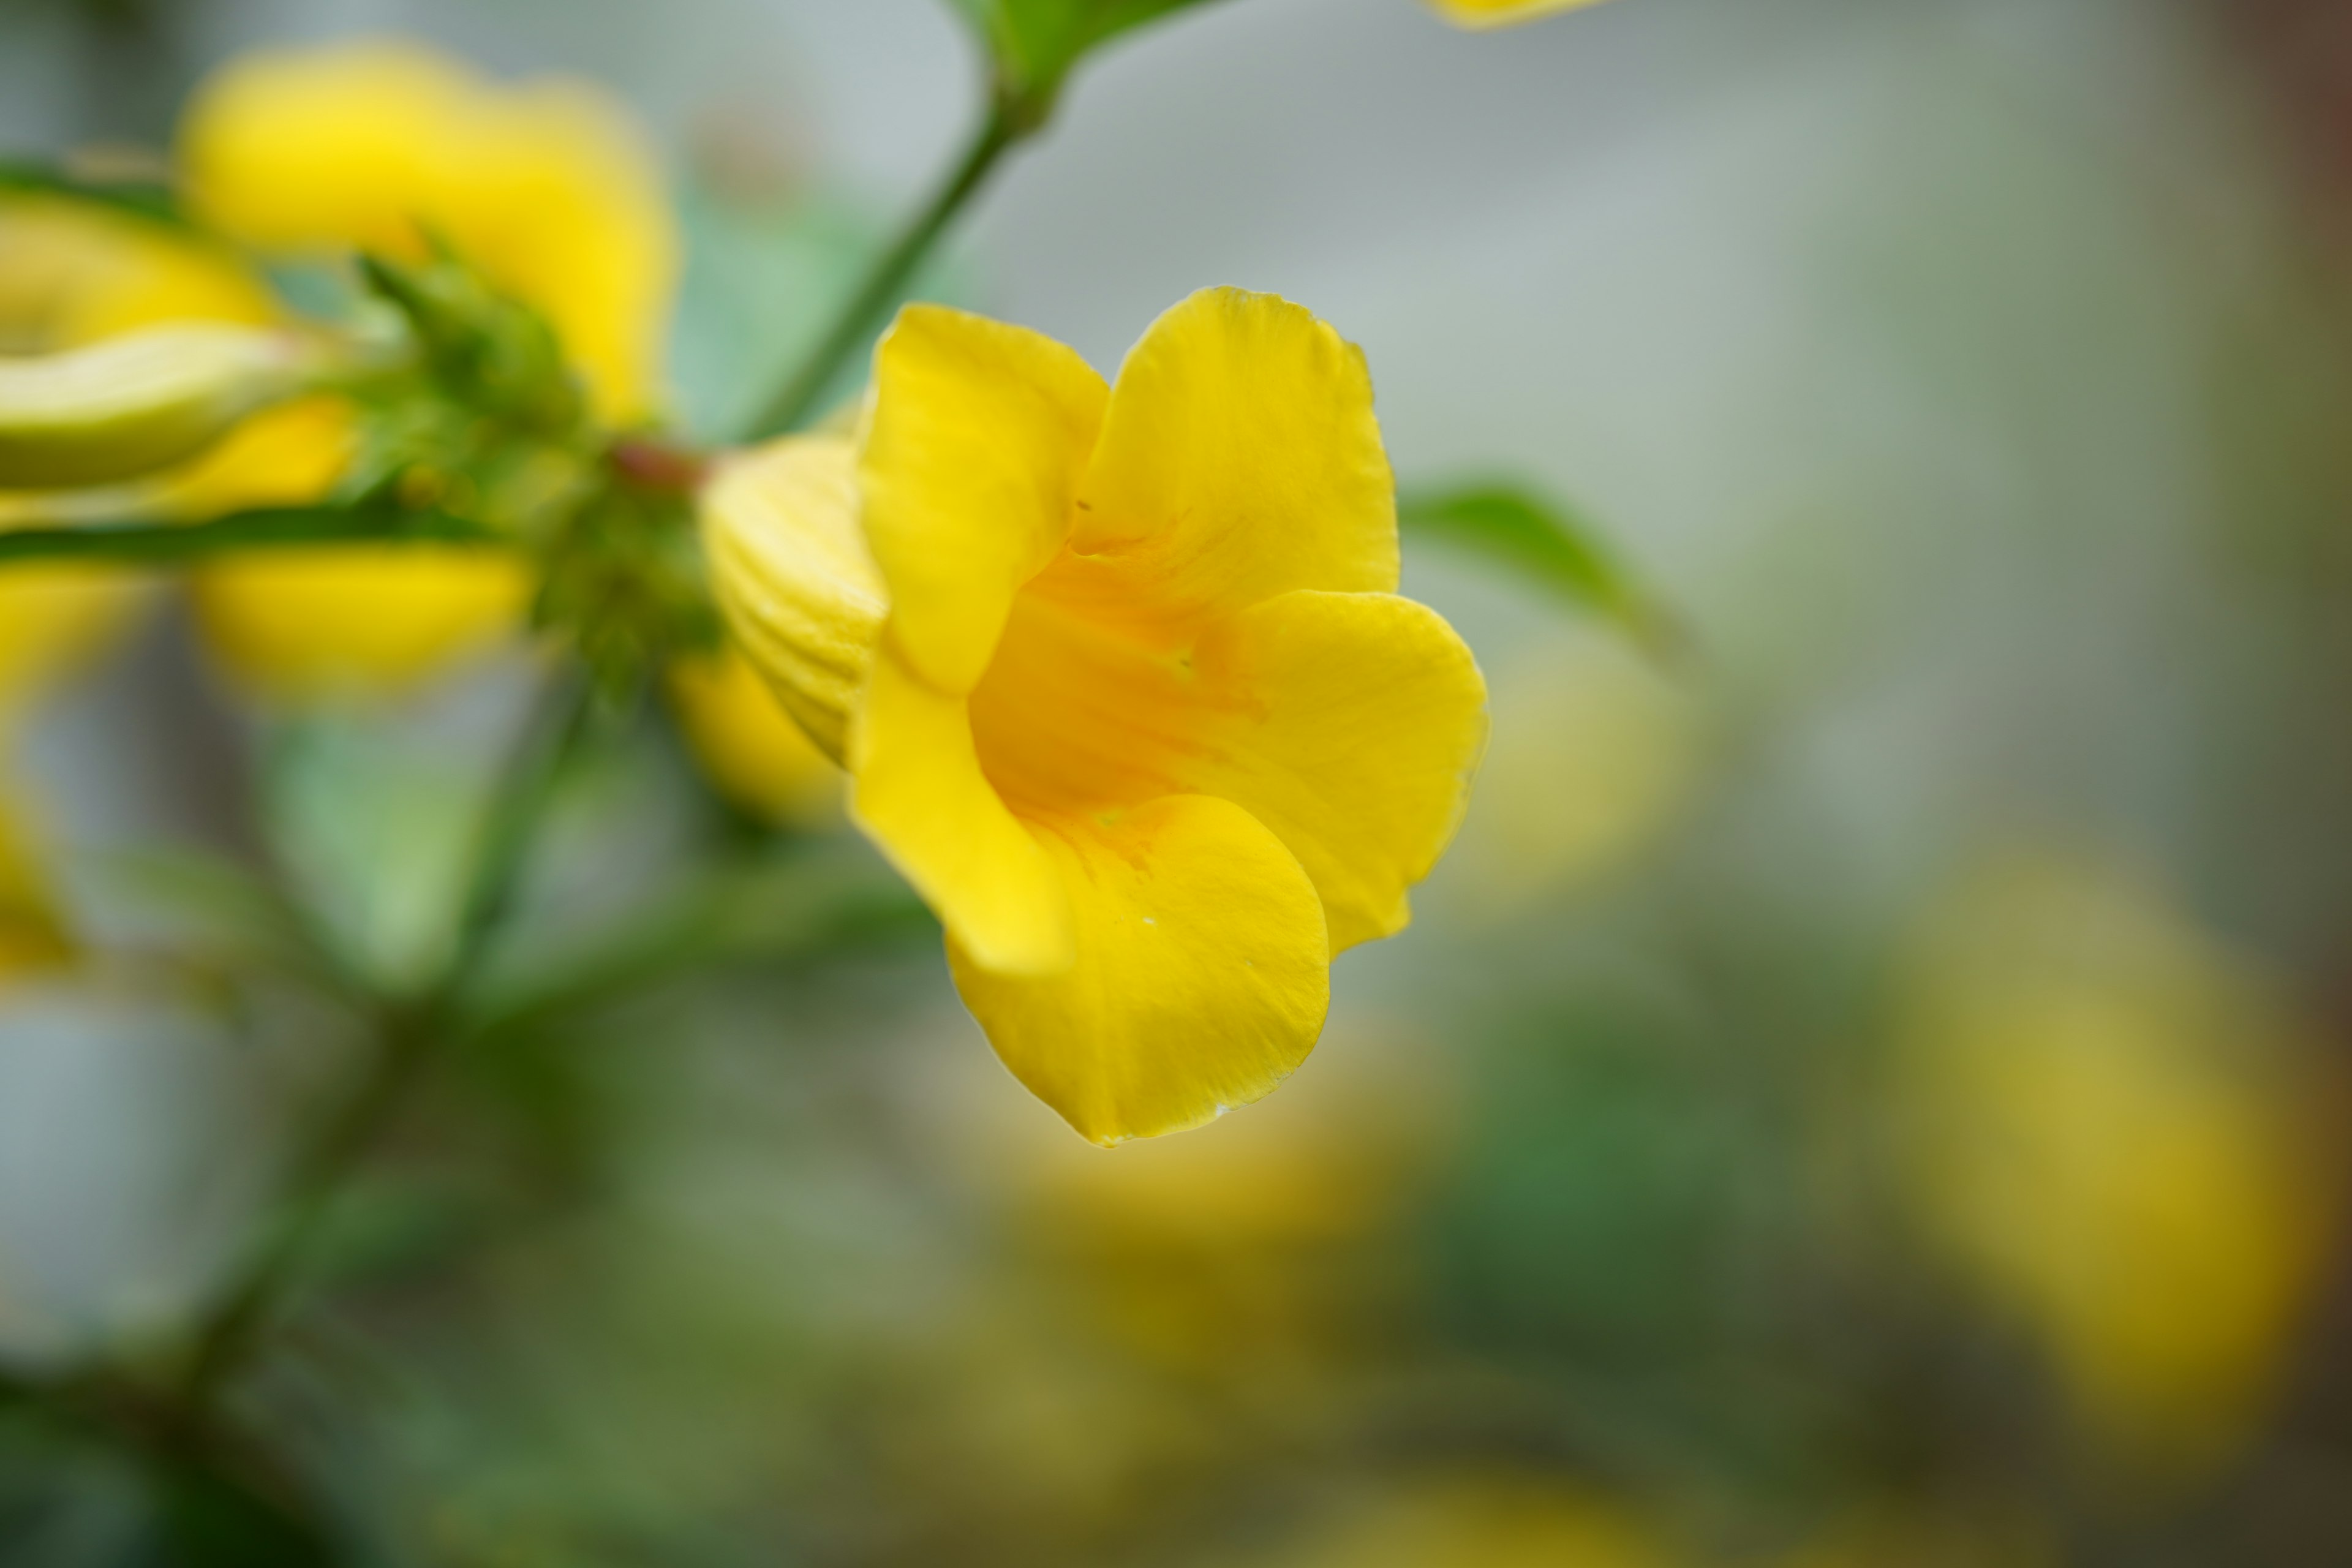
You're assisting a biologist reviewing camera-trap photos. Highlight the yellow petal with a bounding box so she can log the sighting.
[700,434,886,763]
[861,303,1107,693]
[1186,590,1487,951]
[1425,0,1613,28]
[948,794,1330,1146]
[156,393,354,518]
[964,588,1485,951]
[181,37,678,419]
[189,545,533,703]
[0,195,275,352]
[666,649,842,828]
[1071,287,1396,638]
[850,647,1072,976]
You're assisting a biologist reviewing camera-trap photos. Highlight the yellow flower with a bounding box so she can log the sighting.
[170,36,682,698]
[707,288,1488,1144]
[1899,854,2337,1476]
[1425,0,1614,29]
[666,649,843,828]
[180,37,677,423]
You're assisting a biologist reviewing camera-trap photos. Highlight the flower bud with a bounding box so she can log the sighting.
[698,433,886,764]
[0,322,312,490]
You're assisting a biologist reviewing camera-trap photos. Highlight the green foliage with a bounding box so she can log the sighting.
[0,156,189,231]
[1400,480,1684,659]
[943,0,1232,120]
[348,249,717,697]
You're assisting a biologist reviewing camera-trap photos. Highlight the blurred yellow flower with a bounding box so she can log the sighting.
[707,289,1488,1144]
[168,36,682,699]
[1426,0,1614,30]
[181,36,677,423]
[1899,854,2339,1477]
[188,545,536,704]
[666,648,842,828]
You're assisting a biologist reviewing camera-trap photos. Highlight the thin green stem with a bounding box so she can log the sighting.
[175,665,599,1408]
[0,504,497,568]
[744,99,1028,441]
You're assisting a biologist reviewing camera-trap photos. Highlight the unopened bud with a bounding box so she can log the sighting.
[0,323,315,491]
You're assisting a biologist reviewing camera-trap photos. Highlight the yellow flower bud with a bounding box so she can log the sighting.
[666,648,844,829]
[0,322,311,490]
[698,435,885,764]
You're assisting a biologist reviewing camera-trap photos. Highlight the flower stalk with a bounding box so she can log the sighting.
[745,97,1030,440]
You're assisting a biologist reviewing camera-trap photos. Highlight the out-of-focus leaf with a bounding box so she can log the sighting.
[0,158,188,231]
[150,1455,337,1568]
[96,846,349,989]
[943,0,1234,115]
[262,714,504,998]
[463,840,932,1038]
[1400,481,1685,661]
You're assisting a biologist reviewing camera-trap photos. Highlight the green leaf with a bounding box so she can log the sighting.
[1400,481,1686,661]
[0,157,189,231]
[944,0,1233,116]
[0,503,497,567]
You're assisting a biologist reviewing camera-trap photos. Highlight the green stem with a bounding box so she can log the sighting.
[0,504,497,567]
[745,99,1028,441]
[175,666,598,1408]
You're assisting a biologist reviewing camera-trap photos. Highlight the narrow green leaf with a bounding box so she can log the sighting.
[0,504,499,567]
[944,0,1233,114]
[1400,481,1686,660]
[0,157,190,230]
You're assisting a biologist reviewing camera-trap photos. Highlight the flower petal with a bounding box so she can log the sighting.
[190,546,533,702]
[861,304,1107,694]
[963,587,1487,951]
[180,38,677,418]
[850,647,1073,977]
[1189,590,1488,951]
[949,795,1330,1145]
[1070,287,1397,635]
[702,434,886,763]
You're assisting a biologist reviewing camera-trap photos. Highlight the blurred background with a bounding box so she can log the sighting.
[9,0,2352,1562]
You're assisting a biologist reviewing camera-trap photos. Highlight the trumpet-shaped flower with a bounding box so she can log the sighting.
[170,37,681,698]
[707,289,1487,1144]
[1425,0,1613,29]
